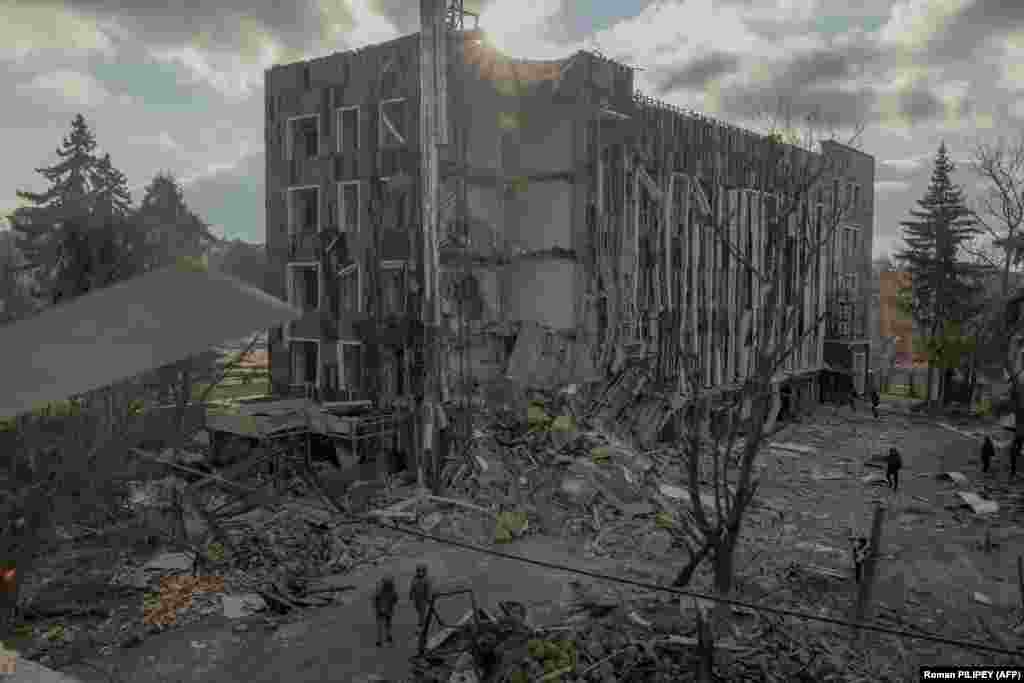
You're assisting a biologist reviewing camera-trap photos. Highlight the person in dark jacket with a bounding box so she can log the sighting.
[850,536,869,583]
[373,576,398,647]
[409,563,433,631]
[1011,436,1021,479]
[981,436,995,474]
[870,388,881,419]
[885,447,903,490]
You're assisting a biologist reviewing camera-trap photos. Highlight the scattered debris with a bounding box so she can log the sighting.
[937,471,969,486]
[768,442,817,456]
[956,492,1000,515]
[973,591,993,605]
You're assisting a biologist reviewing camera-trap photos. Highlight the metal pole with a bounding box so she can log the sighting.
[419,0,447,493]
[854,502,886,627]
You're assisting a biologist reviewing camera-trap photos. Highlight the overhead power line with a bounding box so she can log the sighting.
[354,515,1023,659]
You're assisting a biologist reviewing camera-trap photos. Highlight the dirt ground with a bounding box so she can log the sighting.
[738,400,1024,667]
[27,398,1024,681]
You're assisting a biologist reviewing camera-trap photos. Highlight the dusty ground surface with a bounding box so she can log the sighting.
[17,397,1024,682]
[733,400,1024,671]
[63,535,666,683]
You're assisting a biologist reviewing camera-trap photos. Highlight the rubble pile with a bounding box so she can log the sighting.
[442,387,726,561]
[411,594,899,683]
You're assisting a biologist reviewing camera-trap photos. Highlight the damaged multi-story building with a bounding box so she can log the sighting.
[264,1,874,462]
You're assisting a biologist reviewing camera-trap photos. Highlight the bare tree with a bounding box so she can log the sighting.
[668,110,865,607]
[970,136,1024,430]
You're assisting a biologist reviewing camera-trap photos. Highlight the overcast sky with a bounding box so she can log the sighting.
[2,0,1019,257]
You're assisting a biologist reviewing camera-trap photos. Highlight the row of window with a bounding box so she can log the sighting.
[284,178,410,237]
[287,339,364,395]
[286,260,407,319]
[283,99,408,161]
[286,182,361,235]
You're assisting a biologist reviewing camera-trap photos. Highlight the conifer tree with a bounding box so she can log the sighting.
[135,171,217,270]
[10,114,136,304]
[896,142,983,403]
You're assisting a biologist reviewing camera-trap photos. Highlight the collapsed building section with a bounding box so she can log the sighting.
[264,1,874,465]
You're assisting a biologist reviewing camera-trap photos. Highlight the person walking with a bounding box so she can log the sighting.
[1011,436,1021,479]
[870,387,881,419]
[981,436,995,474]
[885,447,903,491]
[373,576,398,647]
[409,564,434,632]
[850,535,869,584]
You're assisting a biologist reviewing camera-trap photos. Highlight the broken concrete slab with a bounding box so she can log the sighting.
[957,492,999,515]
[862,473,887,486]
[658,484,687,500]
[811,470,846,481]
[973,591,993,605]
[559,476,597,506]
[141,552,195,574]
[222,593,267,619]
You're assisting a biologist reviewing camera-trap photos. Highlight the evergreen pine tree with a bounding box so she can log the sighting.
[896,142,983,402]
[135,171,217,270]
[10,114,135,304]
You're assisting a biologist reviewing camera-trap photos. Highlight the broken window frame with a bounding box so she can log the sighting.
[338,263,362,315]
[379,98,408,149]
[287,185,321,236]
[285,114,320,162]
[337,340,364,394]
[290,339,320,390]
[380,260,407,318]
[336,105,360,152]
[285,262,321,313]
[338,180,361,235]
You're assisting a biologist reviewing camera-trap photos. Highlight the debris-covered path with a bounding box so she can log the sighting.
[64,401,1024,681]
[743,402,1024,664]
[66,536,661,683]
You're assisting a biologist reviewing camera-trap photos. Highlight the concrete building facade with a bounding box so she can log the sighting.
[263,7,875,446]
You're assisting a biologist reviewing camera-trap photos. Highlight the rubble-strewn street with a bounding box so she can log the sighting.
[6,396,1009,683]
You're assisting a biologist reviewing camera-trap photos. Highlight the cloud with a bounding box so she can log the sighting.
[16,70,131,109]
[0,2,115,62]
[875,180,911,194]
[653,52,741,94]
[65,0,352,58]
[61,0,407,98]
[880,155,927,173]
[149,44,275,100]
[127,131,181,153]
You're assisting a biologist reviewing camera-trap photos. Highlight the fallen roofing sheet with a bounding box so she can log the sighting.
[957,491,999,515]
[0,264,300,419]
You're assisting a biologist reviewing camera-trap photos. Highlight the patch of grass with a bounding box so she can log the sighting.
[974,399,993,417]
[192,377,269,403]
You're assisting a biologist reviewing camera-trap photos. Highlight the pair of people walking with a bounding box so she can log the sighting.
[372,564,433,647]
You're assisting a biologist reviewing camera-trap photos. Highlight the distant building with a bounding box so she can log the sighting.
[877,270,917,367]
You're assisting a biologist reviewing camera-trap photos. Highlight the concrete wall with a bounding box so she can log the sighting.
[500,258,576,330]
